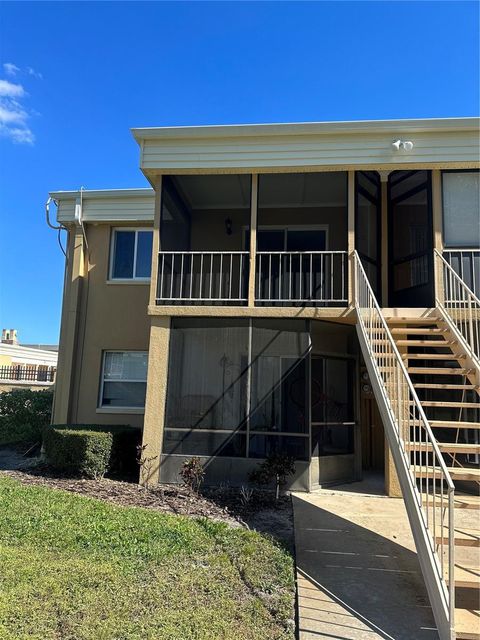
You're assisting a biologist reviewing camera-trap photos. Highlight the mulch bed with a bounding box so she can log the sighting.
[0,464,294,547]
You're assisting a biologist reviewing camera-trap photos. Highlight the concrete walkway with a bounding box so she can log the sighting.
[293,479,439,639]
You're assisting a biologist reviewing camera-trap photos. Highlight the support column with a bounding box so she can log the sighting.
[379,171,390,307]
[52,226,85,424]
[431,170,444,304]
[149,176,163,308]
[247,175,258,307]
[347,171,355,306]
[140,316,171,486]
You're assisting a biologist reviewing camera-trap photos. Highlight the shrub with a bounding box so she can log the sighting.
[0,389,53,445]
[180,457,205,493]
[44,424,141,479]
[44,427,113,479]
[249,453,296,501]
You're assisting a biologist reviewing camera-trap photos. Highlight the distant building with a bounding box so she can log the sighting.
[0,328,58,391]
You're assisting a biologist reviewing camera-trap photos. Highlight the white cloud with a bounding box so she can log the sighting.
[3,62,20,76]
[0,67,36,145]
[0,79,25,98]
[26,66,43,80]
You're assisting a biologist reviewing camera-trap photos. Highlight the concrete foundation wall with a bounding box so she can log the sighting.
[160,454,310,491]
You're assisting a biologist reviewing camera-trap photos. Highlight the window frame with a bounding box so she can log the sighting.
[441,169,480,249]
[108,227,153,283]
[242,224,330,251]
[97,350,148,414]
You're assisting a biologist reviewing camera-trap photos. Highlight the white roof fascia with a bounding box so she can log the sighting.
[50,188,155,224]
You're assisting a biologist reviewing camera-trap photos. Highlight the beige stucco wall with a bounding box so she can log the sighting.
[57,223,151,427]
[187,206,347,252]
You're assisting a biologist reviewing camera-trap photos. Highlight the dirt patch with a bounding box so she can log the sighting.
[1,464,293,548]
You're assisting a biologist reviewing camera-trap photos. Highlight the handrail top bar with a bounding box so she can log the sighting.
[354,250,455,490]
[443,248,480,252]
[158,250,347,255]
[256,250,348,255]
[435,249,480,305]
[158,251,249,255]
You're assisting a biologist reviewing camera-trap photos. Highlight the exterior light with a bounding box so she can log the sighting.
[392,139,414,151]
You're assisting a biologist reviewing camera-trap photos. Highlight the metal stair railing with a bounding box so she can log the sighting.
[354,251,455,640]
[435,248,480,367]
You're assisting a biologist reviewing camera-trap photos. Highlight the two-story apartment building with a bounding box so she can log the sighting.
[50,118,479,640]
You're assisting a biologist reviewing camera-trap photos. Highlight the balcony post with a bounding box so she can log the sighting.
[347,171,355,307]
[248,174,258,307]
[432,170,444,305]
[149,176,163,308]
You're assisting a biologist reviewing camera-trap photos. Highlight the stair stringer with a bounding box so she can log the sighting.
[356,323,454,640]
[437,318,480,394]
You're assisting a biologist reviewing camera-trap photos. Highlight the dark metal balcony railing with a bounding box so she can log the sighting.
[0,366,56,383]
[255,251,348,305]
[156,252,249,304]
[443,249,480,298]
[156,250,349,306]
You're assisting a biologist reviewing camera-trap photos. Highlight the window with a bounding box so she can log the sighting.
[110,229,153,280]
[442,171,480,248]
[163,318,310,460]
[100,351,148,409]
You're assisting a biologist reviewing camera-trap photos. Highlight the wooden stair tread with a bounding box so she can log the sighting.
[395,339,455,346]
[429,420,480,429]
[385,317,441,324]
[412,465,480,481]
[436,527,480,547]
[454,607,480,640]
[406,442,480,454]
[455,564,480,588]
[408,367,475,375]
[403,353,466,360]
[420,400,480,409]
[391,327,447,334]
[414,383,480,391]
[453,495,480,509]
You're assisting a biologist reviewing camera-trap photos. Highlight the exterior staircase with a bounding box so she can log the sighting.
[386,315,480,640]
[354,251,480,640]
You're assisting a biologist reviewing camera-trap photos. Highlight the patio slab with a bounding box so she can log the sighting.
[293,480,439,639]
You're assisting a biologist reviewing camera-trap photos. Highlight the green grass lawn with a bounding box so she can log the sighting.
[0,477,295,640]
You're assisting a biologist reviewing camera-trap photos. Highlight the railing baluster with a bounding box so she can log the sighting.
[435,249,480,366]
[354,250,455,629]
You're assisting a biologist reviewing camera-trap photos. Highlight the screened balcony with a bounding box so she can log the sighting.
[156,172,349,307]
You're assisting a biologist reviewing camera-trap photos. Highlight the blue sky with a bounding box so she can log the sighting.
[0,1,478,344]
